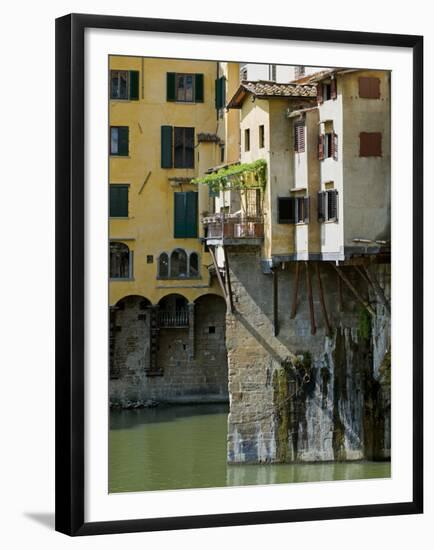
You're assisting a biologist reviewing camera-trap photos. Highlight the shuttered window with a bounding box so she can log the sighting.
[278,197,296,224]
[360,132,382,157]
[110,185,129,217]
[110,70,139,100]
[295,197,310,223]
[161,126,195,168]
[215,76,226,110]
[166,72,204,102]
[294,122,306,153]
[110,126,129,156]
[174,192,198,238]
[318,190,338,222]
[319,132,338,160]
[174,127,195,168]
[358,77,381,99]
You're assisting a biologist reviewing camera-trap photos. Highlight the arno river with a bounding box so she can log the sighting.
[109,403,391,493]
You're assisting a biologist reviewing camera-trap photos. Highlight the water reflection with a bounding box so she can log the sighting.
[109,404,390,493]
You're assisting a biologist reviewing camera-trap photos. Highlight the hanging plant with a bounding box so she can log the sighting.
[191,159,267,193]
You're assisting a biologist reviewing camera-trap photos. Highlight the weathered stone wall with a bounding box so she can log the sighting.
[110,294,228,405]
[226,248,390,463]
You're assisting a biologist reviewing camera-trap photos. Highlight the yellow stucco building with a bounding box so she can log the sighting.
[108,56,239,403]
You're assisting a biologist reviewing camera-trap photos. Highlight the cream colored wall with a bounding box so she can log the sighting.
[109,56,223,306]
[318,83,345,258]
[238,98,271,254]
[342,71,391,248]
[268,99,295,257]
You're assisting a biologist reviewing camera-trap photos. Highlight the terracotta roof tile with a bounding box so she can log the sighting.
[227,80,317,108]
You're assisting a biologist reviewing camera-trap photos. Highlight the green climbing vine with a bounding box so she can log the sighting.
[191,159,267,193]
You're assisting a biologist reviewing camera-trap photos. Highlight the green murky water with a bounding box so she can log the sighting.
[109,403,391,493]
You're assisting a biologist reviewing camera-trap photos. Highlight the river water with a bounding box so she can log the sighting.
[109,403,390,493]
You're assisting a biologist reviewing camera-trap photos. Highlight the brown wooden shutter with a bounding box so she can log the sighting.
[317,82,323,104]
[294,123,305,153]
[318,134,325,160]
[330,77,337,100]
[358,77,381,99]
[332,132,338,161]
[360,132,382,157]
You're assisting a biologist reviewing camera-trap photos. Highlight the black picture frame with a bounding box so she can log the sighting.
[55,13,423,536]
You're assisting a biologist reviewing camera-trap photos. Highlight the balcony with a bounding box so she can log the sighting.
[203,214,264,246]
[157,309,189,328]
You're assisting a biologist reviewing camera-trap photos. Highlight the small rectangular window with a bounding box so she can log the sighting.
[259,125,265,149]
[278,197,295,224]
[296,197,309,223]
[110,127,129,156]
[318,190,338,222]
[167,73,204,103]
[110,185,129,218]
[244,129,250,152]
[110,70,139,100]
[358,77,381,99]
[360,132,382,157]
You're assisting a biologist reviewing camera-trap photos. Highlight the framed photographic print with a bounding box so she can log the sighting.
[55,13,423,536]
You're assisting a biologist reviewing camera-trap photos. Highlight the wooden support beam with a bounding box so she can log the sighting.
[315,262,332,337]
[208,246,227,301]
[272,267,279,336]
[305,261,316,335]
[337,271,343,312]
[331,263,375,316]
[364,266,391,315]
[290,262,300,319]
[355,265,373,287]
[223,246,235,313]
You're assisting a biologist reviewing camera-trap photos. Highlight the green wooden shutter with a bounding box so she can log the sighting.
[220,77,226,108]
[195,74,204,102]
[118,127,129,156]
[174,192,198,238]
[129,71,139,100]
[167,72,176,101]
[110,185,128,217]
[161,126,173,168]
[174,192,186,238]
[185,192,198,237]
[215,77,226,109]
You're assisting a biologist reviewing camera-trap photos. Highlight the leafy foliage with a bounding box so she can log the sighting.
[191,159,267,193]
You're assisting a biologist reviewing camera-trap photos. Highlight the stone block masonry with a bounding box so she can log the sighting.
[110,294,228,405]
[226,248,390,464]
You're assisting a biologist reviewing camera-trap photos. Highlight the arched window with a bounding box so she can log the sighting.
[158,252,169,278]
[110,242,131,279]
[189,252,199,277]
[170,249,188,278]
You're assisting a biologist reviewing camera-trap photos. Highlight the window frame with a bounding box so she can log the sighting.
[174,127,195,169]
[110,70,139,101]
[109,241,133,280]
[157,249,201,280]
[175,73,195,103]
[109,184,129,218]
[259,125,265,149]
[244,128,250,152]
[110,126,129,156]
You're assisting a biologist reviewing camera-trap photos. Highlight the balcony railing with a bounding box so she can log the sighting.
[203,214,264,241]
[157,310,189,328]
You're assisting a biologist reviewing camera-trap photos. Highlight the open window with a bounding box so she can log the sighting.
[110,242,132,279]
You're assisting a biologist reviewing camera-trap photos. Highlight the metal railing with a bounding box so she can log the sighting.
[157,310,189,328]
[203,215,264,240]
